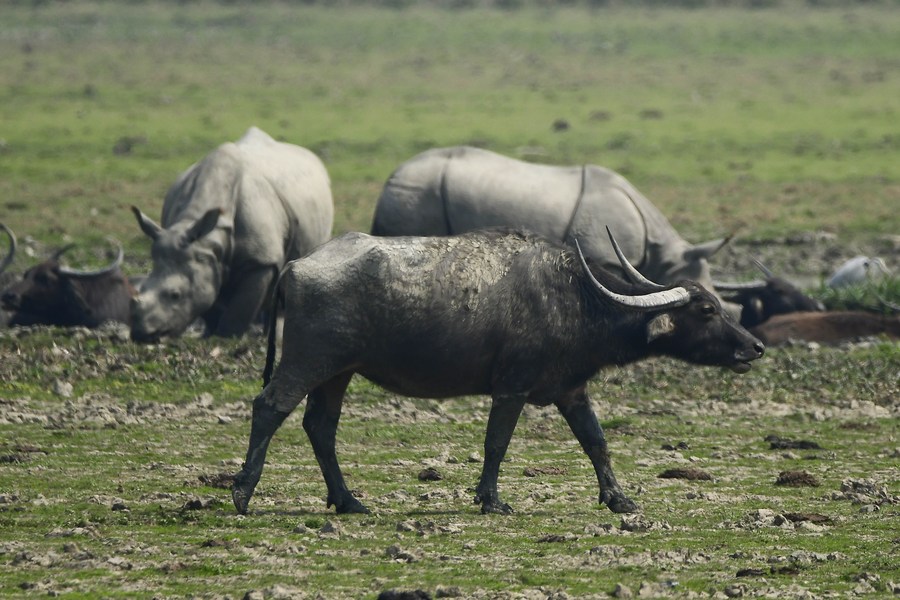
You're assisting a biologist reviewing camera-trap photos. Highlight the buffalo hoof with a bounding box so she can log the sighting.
[480,501,514,515]
[330,493,370,515]
[232,486,252,515]
[604,494,640,514]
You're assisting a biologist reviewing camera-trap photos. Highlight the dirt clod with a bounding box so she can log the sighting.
[775,470,820,487]
[658,467,712,480]
[766,435,823,450]
[417,467,442,481]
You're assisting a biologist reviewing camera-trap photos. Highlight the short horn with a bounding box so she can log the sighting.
[575,239,691,311]
[752,259,775,279]
[58,238,124,278]
[603,227,666,290]
[0,222,16,274]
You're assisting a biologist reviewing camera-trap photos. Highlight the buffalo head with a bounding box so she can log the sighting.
[130,206,224,342]
[1,238,130,327]
[715,260,825,327]
[579,229,764,374]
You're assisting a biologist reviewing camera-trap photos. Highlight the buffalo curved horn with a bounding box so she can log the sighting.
[575,239,690,311]
[57,238,124,278]
[712,258,775,291]
[605,226,666,290]
[712,279,767,292]
[0,222,16,274]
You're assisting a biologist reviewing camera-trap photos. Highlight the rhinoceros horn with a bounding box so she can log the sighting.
[57,239,124,278]
[0,222,16,275]
[575,238,690,311]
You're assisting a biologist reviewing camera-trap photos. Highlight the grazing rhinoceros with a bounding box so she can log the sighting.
[131,126,333,341]
[371,146,730,293]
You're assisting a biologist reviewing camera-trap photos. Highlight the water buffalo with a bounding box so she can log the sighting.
[232,228,764,517]
[751,311,900,346]
[715,260,824,327]
[1,237,134,328]
[370,146,730,292]
[131,126,333,341]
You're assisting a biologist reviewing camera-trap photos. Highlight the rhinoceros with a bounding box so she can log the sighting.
[131,126,333,341]
[371,146,729,292]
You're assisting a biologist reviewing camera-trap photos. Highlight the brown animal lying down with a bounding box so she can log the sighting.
[751,311,900,346]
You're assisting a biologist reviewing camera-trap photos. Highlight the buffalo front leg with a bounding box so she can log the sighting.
[474,395,526,514]
[232,384,301,514]
[302,373,367,514]
[556,390,639,514]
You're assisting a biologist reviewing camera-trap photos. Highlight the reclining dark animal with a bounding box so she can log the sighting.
[715,260,824,327]
[1,238,134,328]
[750,311,900,346]
[232,228,764,517]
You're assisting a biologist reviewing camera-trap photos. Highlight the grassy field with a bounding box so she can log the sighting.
[1,2,899,257]
[0,2,898,599]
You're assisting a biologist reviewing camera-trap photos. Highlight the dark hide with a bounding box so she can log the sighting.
[232,229,764,517]
[1,257,134,328]
[721,277,825,328]
[750,311,900,346]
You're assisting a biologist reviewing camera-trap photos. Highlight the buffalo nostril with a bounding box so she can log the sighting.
[754,342,765,356]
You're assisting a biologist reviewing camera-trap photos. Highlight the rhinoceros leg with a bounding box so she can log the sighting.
[232,384,299,515]
[302,372,368,514]
[214,266,276,337]
[474,395,526,515]
[555,389,639,514]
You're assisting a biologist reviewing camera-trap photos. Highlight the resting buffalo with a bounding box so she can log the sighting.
[1,234,134,328]
[715,260,824,327]
[751,311,900,346]
[370,146,730,294]
[232,228,764,517]
[131,126,333,341]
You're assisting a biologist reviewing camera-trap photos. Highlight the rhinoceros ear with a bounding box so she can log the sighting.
[184,208,222,245]
[132,206,163,241]
[684,234,733,261]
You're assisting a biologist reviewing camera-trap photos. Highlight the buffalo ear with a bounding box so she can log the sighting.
[185,208,222,245]
[132,206,163,241]
[647,313,676,342]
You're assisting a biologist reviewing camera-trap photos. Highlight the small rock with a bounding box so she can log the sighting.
[53,380,73,398]
[611,583,633,598]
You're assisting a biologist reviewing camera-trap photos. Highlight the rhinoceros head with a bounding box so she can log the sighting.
[130,206,224,342]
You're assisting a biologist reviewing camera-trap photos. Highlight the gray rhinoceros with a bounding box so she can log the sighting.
[371,146,728,291]
[131,126,333,341]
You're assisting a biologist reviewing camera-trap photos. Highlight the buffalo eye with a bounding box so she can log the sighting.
[164,289,182,302]
[700,303,716,316]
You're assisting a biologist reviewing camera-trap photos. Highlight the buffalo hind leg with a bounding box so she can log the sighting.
[474,395,526,514]
[556,390,639,514]
[232,383,303,514]
[302,372,367,514]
